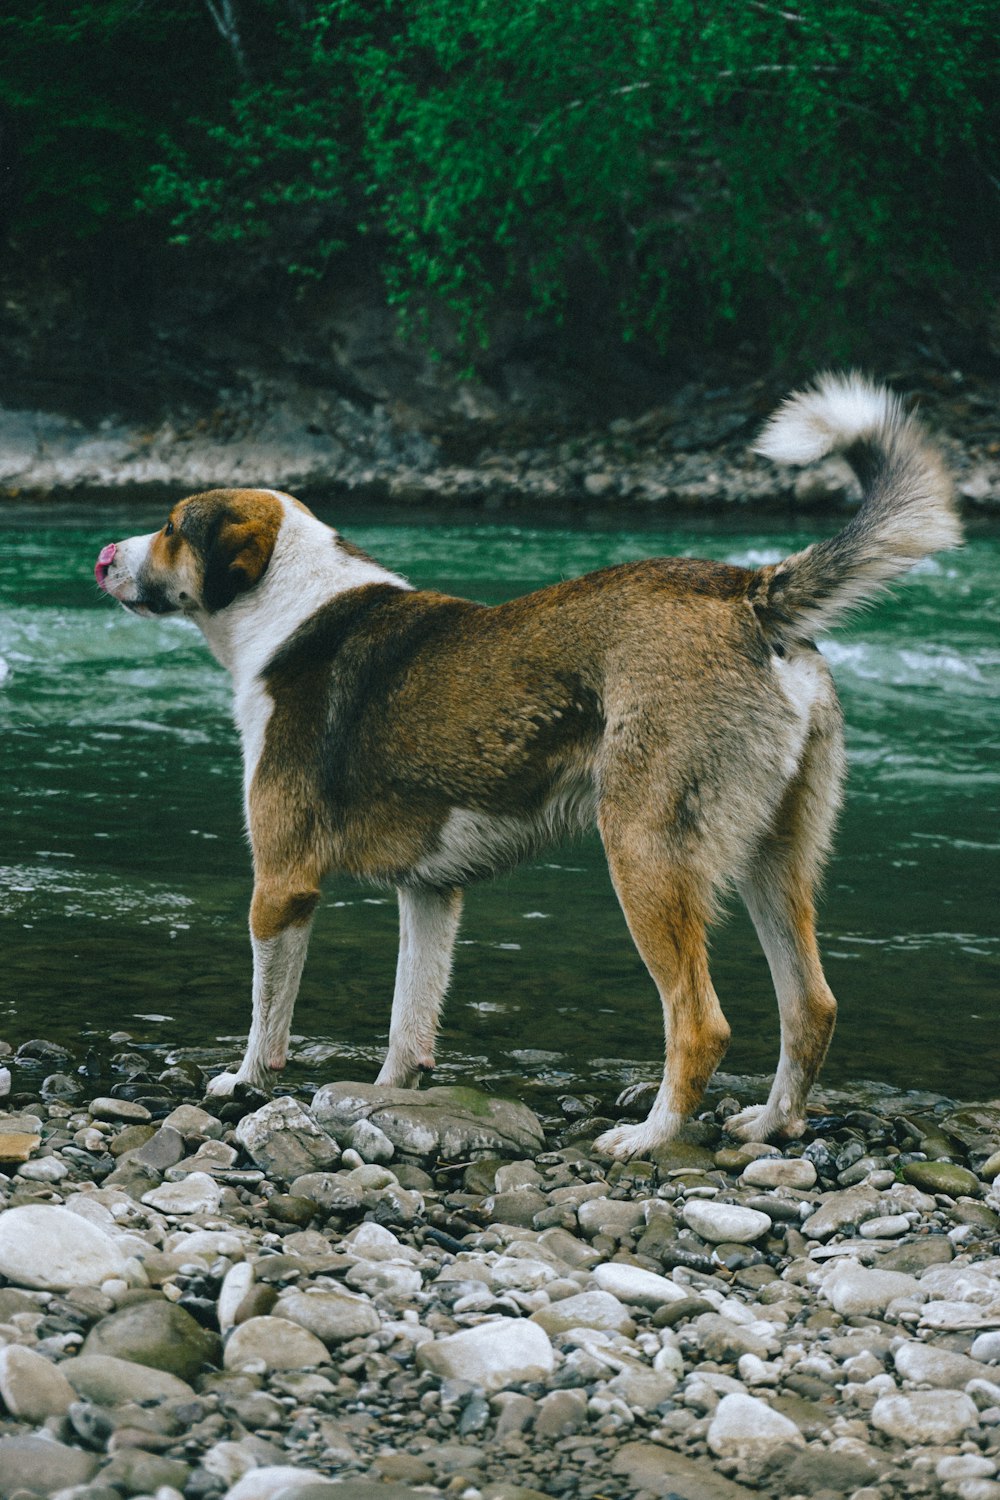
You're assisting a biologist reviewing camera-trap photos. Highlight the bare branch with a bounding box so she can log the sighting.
[203,0,249,80]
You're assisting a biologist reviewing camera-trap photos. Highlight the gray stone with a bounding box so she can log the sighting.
[417,1318,555,1393]
[823,1262,922,1317]
[577,1197,646,1239]
[224,1315,331,1371]
[871,1389,979,1443]
[235,1096,341,1182]
[707,1392,805,1457]
[344,1117,395,1163]
[534,1388,588,1438]
[163,1103,224,1138]
[141,1169,223,1215]
[972,1331,1000,1363]
[275,1287,381,1344]
[879,1236,953,1274]
[0,1344,76,1419]
[693,1313,773,1363]
[611,1441,759,1499]
[531,1290,636,1337]
[312,1080,545,1160]
[0,1435,99,1494]
[61,1353,196,1404]
[99,1449,191,1494]
[0,1203,127,1290]
[893,1340,987,1387]
[90,1096,152,1123]
[682,1200,771,1244]
[591,1262,688,1308]
[288,1171,364,1216]
[81,1298,221,1380]
[740,1156,817,1190]
[800,1186,882,1240]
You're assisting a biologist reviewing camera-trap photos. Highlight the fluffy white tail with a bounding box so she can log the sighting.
[749,372,961,642]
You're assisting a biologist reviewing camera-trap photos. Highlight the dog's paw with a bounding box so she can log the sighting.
[205,1069,246,1098]
[615,1080,658,1112]
[723,1103,806,1143]
[593,1115,682,1161]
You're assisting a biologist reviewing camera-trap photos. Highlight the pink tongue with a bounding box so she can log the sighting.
[95,542,117,587]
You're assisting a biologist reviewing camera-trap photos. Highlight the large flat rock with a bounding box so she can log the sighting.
[311,1082,544,1161]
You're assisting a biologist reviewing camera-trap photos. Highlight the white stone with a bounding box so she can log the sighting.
[823,1262,922,1317]
[344,1260,422,1300]
[223,1315,330,1372]
[141,1171,223,1216]
[591,1262,687,1308]
[276,1288,381,1344]
[490,1256,559,1291]
[894,1340,986,1388]
[217,1263,255,1333]
[222,1466,337,1500]
[871,1389,979,1444]
[416,1317,554,1394]
[16,1157,69,1182]
[0,1205,127,1291]
[858,1214,911,1239]
[739,1157,817,1190]
[0,1346,76,1420]
[531,1291,635,1337]
[920,1301,1000,1332]
[937,1455,997,1483]
[344,1117,394,1163]
[972,1331,1000,1363]
[682,1201,772,1244]
[706,1392,805,1456]
[341,1220,418,1262]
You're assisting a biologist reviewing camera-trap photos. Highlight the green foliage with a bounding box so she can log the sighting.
[2,0,998,355]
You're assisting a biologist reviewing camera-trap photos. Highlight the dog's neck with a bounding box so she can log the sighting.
[193,505,409,685]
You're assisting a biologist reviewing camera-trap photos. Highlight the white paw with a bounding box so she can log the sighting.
[724,1103,806,1143]
[205,1070,242,1098]
[593,1114,682,1161]
[616,1080,658,1112]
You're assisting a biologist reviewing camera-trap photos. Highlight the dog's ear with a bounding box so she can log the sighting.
[202,514,279,612]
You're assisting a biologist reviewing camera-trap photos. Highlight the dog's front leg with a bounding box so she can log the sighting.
[207,877,319,1097]
[375,885,463,1088]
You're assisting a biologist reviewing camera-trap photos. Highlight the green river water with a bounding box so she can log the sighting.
[1,502,997,1111]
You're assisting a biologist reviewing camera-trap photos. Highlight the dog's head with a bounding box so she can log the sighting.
[95,488,294,616]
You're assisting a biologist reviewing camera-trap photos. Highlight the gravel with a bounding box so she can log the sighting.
[0,1054,998,1498]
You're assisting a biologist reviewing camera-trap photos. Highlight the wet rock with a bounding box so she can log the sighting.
[417,1318,555,1392]
[879,1235,954,1273]
[871,1388,979,1443]
[0,1435,100,1494]
[611,1441,759,1498]
[0,1204,126,1289]
[313,1080,545,1160]
[707,1392,805,1456]
[0,1344,76,1419]
[235,1096,341,1182]
[682,1200,772,1244]
[81,1298,221,1380]
[90,1096,153,1123]
[344,1117,395,1163]
[577,1196,646,1239]
[223,1314,330,1371]
[902,1160,982,1196]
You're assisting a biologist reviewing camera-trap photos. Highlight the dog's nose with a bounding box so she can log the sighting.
[95,542,117,589]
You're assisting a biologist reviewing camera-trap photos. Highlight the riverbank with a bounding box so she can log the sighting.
[1,1040,999,1500]
[2,368,998,515]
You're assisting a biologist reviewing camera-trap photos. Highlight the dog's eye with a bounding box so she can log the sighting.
[164,520,174,537]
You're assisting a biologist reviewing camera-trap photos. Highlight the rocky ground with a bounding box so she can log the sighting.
[0,1040,999,1500]
[2,369,999,515]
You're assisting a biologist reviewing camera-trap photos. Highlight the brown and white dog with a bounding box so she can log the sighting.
[95,374,960,1158]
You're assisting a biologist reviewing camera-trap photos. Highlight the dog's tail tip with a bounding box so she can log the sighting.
[753,370,902,466]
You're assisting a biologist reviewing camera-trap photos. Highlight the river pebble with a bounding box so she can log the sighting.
[0,1066,998,1497]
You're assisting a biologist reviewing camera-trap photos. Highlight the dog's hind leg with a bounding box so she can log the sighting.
[375,885,463,1088]
[593,823,731,1161]
[727,722,844,1142]
[207,875,320,1096]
